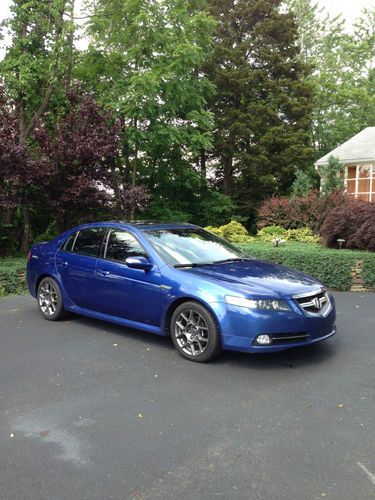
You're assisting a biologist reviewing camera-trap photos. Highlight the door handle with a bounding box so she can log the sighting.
[97,270,110,277]
[61,261,68,267]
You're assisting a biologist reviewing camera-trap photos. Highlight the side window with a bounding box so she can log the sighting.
[62,232,77,252]
[105,230,147,263]
[71,228,106,257]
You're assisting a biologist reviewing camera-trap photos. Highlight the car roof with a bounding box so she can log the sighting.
[74,221,198,231]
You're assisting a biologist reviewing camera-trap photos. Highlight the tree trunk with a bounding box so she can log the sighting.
[223,155,234,195]
[200,149,207,184]
[20,205,31,253]
[5,209,15,225]
[66,0,75,87]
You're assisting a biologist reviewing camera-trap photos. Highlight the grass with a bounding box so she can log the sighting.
[0,257,27,270]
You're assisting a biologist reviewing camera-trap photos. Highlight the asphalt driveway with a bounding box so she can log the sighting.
[0,293,374,500]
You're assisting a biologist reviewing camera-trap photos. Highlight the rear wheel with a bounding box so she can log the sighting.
[37,277,67,321]
[170,301,222,363]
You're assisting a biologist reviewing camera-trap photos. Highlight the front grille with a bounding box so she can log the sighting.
[294,288,330,316]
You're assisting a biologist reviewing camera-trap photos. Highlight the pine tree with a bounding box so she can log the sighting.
[206,0,314,217]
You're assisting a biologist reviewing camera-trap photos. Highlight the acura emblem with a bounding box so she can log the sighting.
[312,297,323,309]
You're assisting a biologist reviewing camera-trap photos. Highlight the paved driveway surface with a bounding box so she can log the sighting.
[0,293,374,500]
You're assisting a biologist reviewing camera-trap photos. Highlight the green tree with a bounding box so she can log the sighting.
[286,1,375,156]
[319,156,344,194]
[80,0,216,219]
[0,0,75,250]
[205,0,314,218]
[290,168,314,198]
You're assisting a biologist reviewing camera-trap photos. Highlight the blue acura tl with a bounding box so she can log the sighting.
[27,222,336,362]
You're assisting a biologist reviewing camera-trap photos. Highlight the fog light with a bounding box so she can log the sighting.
[256,334,272,345]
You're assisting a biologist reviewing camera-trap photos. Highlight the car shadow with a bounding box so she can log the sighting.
[70,313,338,370]
[216,341,338,370]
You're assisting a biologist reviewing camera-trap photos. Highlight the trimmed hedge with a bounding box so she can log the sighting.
[1,246,375,295]
[238,242,375,292]
[362,255,375,289]
[0,258,27,297]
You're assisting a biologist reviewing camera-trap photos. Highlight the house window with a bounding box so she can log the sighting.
[345,164,374,202]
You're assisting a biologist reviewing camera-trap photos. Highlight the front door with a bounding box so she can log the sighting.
[95,229,162,327]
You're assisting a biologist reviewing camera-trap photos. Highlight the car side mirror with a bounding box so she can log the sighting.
[125,256,153,271]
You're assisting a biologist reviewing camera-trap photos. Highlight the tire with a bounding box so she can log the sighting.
[170,301,222,363]
[37,277,67,321]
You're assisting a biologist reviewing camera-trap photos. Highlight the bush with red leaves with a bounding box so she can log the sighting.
[257,190,347,232]
[320,201,375,251]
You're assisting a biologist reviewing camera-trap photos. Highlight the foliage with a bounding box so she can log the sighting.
[205,0,314,214]
[286,1,375,156]
[34,89,125,231]
[33,222,59,243]
[257,226,320,243]
[0,87,52,212]
[238,242,367,291]
[205,221,253,243]
[0,257,27,296]
[290,168,315,198]
[0,222,19,256]
[319,156,344,194]
[82,0,216,201]
[257,190,347,231]
[362,255,375,289]
[1,1,375,255]
[320,201,375,251]
[199,191,237,227]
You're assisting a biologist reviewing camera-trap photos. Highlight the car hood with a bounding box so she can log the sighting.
[183,260,323,298]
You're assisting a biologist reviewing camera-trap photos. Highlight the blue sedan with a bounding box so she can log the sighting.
[27,222,336,362]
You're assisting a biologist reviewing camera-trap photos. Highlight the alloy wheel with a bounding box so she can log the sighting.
[38,281,58,317]
[174,309,209,357]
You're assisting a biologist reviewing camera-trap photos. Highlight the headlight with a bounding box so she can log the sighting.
[225,295,290,311]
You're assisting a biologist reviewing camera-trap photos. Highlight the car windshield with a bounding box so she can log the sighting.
[143,228,251,267]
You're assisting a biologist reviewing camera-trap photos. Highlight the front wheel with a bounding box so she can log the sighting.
[170,301,222,363]
[37,277,67,321]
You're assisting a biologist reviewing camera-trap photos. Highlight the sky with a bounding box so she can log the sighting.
[0,0,374,59]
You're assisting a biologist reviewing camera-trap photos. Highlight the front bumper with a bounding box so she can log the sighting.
[219,296,336,353]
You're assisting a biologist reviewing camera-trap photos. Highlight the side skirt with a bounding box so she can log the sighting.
[65,305,164,336]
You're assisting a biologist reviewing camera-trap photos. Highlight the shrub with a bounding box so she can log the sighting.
[362,254,375,289]
[205,221,253,243]
[287,227,321,243]
[237,242,362,291]
[257,190,346,232]
[320,201,375,251]
[256,225,320,243]
[0,258,27,296]
[353,215,375,252]
[257,196,295,229]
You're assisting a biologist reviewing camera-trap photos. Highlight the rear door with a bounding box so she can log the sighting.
[56,227,106,310]
[95,229,162,327]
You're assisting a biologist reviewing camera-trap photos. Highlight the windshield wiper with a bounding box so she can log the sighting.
[173,262,214,268]
[174,258,252,268]
[212,258,253,264]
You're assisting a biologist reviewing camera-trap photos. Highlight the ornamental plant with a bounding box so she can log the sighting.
[320,201,375,251]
